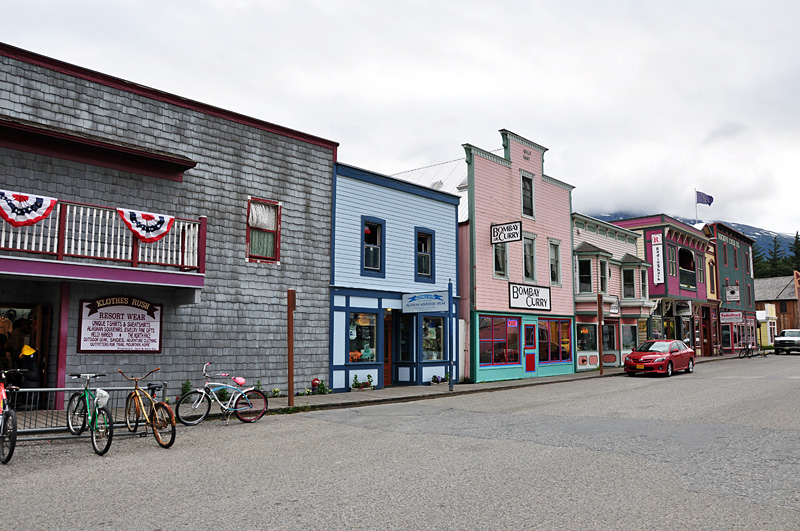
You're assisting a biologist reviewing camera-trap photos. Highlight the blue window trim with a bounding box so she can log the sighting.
[414,227,436,284]
[360,216,386,278]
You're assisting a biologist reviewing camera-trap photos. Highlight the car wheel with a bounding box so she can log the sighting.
[627,371,636,377]
[685,359,694,374]
[665,362,673,377]
[775,349,782,355]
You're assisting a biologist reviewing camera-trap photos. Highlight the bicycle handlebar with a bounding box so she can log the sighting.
[69,373,107,379]
[118,367,161,381]
[202,362,232,379]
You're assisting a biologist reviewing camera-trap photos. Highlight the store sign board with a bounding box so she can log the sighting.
[491,221,522,244]
[725,285,740,302]
[720,311,743,324]
[509,283,551,311]
[609,295,620,314]
[402,291,448,313]
[78,296,162,353]
[651,235,664,285]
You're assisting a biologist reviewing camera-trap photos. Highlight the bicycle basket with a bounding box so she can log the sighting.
[95,388,109,408]
[232,376,246,386]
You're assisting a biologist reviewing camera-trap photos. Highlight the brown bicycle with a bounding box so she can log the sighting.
[118,368,175,448]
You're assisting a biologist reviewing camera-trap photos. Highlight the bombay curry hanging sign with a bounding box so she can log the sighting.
[78,296,163,353]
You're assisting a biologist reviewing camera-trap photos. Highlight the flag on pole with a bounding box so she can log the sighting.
[696,191,714,206]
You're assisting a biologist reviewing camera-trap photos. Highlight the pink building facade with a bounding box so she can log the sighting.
[460,130,575,382]
[612,215,715,355]
[572,214,654,371]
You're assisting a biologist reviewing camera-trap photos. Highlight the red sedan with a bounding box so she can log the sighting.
[624,339,695,377]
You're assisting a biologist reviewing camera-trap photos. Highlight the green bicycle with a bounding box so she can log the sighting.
[66,373,114,456]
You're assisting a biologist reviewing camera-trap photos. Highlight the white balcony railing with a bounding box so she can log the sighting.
[0,201,205,272]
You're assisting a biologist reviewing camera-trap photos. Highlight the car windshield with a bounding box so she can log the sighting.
[780,330,800,337]
[635,341,670,353]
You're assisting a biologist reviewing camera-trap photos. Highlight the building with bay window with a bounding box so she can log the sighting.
[703,223,756,354]
[0,42,338,396]
[330,163,460,390]
[572,213,654,370]
[612,215,714,355]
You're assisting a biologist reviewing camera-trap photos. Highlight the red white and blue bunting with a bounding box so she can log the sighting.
[0,190,58,228]
[117,208,175,243]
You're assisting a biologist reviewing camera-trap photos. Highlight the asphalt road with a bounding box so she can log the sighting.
[3,355,800,530]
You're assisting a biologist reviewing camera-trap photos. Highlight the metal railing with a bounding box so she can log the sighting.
[11,384,168,442]
[0,201,204,272]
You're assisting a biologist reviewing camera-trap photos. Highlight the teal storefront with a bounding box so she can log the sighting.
[470,311,575,382]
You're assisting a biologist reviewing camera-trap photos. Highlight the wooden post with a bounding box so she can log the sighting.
[287,289,296,407]
[597,293,604,376]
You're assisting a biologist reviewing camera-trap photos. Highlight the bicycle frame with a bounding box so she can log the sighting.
[129,386,157,426]
[195,382,255,413]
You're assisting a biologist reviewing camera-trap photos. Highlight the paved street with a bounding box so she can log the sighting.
[3,355,800,529]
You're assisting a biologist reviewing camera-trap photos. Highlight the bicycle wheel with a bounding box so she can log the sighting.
[0,410,17,464]
[151,402,175,449]
[90,406,114,456]
[739,348,747,359]
[235,389,267,423]
[125,392,140,432]
[176,390,210,426]
[66,392,87,435]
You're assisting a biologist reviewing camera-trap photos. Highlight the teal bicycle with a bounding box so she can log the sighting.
[66,373,114,456]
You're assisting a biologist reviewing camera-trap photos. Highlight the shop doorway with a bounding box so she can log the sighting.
[522,317,537,372]
[383,310,393,387]
[0,304,51,389]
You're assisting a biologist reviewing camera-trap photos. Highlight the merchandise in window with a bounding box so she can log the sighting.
[247,198,280,262]
[576,324,597,351]
[422,316,444,361]
[538,319,571,362]
[348,313,377,363]
[621,325,637,350]
[602,324,616,350]
[479,316,520,365]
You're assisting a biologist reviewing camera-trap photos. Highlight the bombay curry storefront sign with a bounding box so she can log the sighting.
[79,296,163,353]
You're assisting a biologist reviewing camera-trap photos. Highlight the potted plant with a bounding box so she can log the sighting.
[351,374,374,390]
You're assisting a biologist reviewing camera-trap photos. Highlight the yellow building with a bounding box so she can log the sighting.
[757,303,777,347]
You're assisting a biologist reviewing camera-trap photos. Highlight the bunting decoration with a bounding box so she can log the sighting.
[0,190,58,227]
[117,208,175,243]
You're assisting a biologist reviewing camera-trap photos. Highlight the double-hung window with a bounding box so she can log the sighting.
[578,259,592,293]
[599,260,608,293]
[640,270,648,298]
[622,269,635,298]
[415,228,434,283]
[361,216,385,278]
[521,172,535,218]
[494,243,508,279]
[549,240,561,284]
[523,234,536,282]
[247,198,281,263]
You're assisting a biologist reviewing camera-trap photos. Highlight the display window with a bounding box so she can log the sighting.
[538,318,572,363]
[479,316,520,365]
[576,324,597,351]
[622,325,637,350]
[348,312,377,363]
[602,324,616,350]
[422,316,444,361]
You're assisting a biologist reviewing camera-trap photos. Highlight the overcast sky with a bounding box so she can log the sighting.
[4,1,800,234]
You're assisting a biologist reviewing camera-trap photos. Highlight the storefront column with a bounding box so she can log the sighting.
[56,282,69,405]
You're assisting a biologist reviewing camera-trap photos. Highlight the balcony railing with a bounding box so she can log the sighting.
[0,201,205,273]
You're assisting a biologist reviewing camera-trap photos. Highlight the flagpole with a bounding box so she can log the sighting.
[694,188,697,225]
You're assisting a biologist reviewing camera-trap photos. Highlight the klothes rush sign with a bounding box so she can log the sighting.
[79,296,162,353]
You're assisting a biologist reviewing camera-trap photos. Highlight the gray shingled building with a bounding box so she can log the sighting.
[0,42,338,398]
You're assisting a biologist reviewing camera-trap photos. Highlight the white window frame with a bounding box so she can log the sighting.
[521,170,535,219]
[577,258,593,294]
[493,242,509,279]
[523,233,536,282]
[548,238,561,286]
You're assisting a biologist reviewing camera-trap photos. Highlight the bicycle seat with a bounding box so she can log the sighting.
[147,383,163,391]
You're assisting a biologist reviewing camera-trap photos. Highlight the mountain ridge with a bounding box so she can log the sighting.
[589,211,795,254]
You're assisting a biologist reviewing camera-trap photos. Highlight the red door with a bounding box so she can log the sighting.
[524,323,537,372]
